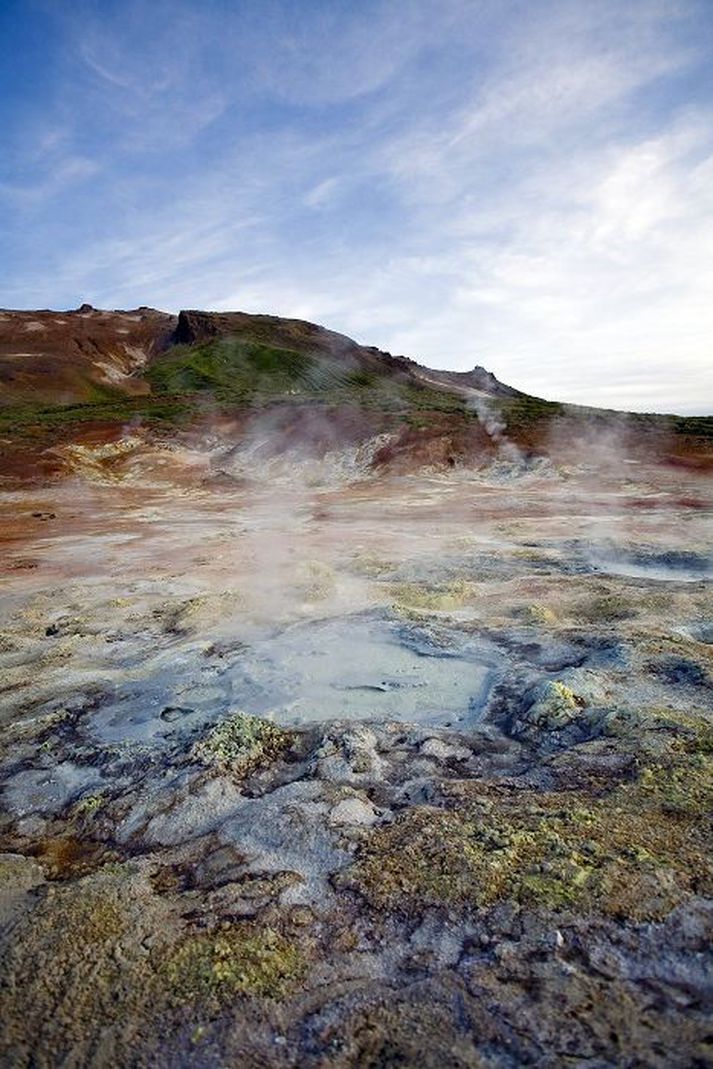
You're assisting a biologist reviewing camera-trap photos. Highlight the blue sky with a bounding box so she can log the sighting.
[1,0,712,413]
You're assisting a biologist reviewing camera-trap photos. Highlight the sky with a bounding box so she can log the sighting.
[1,0,712,414]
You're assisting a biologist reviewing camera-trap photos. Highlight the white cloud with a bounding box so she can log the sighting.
[304,177,342,209]
[242,0,466,106]
[0,155,100,208]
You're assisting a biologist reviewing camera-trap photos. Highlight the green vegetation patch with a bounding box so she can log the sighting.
[579,593,638,623]
[343,767,713,920]
[517,603,557,625]
[193,711,291,774]
[161,923,306,1003]
[146,336,471,414]
[0,875,143,1063]
[497,394,565,430]
[673,414,713,440]
[398,382,467,415]
[626,754,713,816]
[0,396,189,438]
[146,337,315,399]
[598,705,713,762]
[389,579,476,612]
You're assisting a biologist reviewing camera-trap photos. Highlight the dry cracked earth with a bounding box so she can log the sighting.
[1,307,712,1068]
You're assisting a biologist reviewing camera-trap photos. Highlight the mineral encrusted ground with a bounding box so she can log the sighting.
[1,447,712,1066]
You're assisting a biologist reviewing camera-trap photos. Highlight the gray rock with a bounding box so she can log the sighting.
[219,780,350,905]
[329,796,379,826]
[419,736,471,761]
[3,762,103,817]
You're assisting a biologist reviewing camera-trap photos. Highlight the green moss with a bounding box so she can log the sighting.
[622,754,713,816]
[398,383,467,414]
[345,774,712,921]
[647,709,713,755]
[390,603,431,624]
[12,881,126,957]
[673,414,713,440]
[193,711,291,774]
[519,858,592,909]
[579,593,637,622]
[161,924,305,1003]
[74,794,104,816]
[145,336,470,415]
[350,553,394,578]
[518,603,557,625]
[389,580,475,612]
[0,873,167,1063]
[515,680,583,735]
[599,706,713,758]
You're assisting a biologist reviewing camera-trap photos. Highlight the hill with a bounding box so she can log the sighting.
[0,304,711,486]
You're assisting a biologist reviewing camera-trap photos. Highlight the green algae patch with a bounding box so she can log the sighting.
[193,711,291,775]
[344,777,713,922]
[161,924,306,1004]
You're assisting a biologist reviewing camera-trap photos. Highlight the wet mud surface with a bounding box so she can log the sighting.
[1,455,713,1067]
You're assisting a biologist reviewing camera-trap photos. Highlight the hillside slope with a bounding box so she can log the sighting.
[0,305,711,486]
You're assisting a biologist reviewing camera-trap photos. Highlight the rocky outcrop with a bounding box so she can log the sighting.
[416,363,519,398]
[173,309,223,346]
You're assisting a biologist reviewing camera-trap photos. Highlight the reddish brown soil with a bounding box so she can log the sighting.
[0,305,175,405]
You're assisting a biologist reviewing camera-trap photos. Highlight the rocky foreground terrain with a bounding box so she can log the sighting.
[1,306,712,1067]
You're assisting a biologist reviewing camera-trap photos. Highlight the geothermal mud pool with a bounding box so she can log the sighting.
[1,458,713,1067]
[84,613,502,745]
